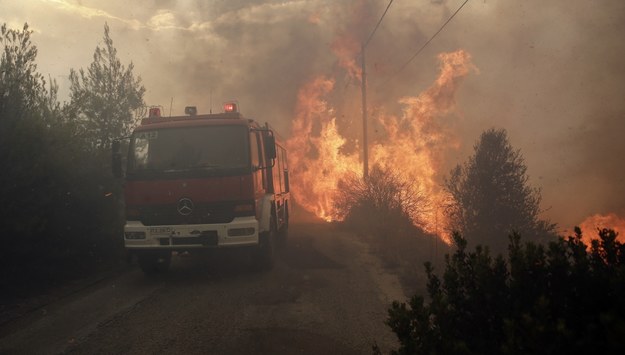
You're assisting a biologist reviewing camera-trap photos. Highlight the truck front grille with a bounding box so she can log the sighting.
[159,232,218,246]
[138,202,243,226]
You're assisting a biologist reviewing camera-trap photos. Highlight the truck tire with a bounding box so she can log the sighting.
[138,250,171,274]
[254,216,276,270]
[277,202,289,245]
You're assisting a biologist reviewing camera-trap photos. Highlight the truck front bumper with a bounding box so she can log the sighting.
[124,216,259,250]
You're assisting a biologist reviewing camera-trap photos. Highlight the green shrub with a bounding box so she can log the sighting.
[0,117,123,294]
[382,228,625,354]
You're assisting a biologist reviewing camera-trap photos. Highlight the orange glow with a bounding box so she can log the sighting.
[330,33,362,82]
[286,49,475,244]
[573,213,625,244]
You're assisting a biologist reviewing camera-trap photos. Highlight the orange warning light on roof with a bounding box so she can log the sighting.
[148,107,161,117]
[224,102,238,113]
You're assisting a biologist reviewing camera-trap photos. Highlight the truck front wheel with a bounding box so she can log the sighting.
[277,202,289,245]
[137,250,172,274]
[254,216,276,270]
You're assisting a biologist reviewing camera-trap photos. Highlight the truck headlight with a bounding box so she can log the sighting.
[233,202,255,216]
[125,231,146,239]
[228,228,255,237]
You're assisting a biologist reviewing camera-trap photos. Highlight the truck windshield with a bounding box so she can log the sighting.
[128,125,249,175]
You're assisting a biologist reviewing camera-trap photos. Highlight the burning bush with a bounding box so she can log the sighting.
[335,165,429,236]
[380,228,625,354]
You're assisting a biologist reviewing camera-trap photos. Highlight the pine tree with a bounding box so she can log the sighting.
[444,128,556,253]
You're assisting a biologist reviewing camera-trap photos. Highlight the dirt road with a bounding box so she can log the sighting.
[0,220,407,354]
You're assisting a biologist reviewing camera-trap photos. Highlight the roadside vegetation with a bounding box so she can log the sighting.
[331,129,623,353]
[335,166,448,293]
[379,228,625,354]
[0,23,143,303]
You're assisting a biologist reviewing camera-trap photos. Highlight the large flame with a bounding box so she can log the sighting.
[286,48,475,243]
[573,213,625,244]
[286,76,361,222]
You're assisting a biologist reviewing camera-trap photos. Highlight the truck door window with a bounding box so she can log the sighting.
[250,131,260,168]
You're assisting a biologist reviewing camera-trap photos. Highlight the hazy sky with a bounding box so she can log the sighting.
[2,0,624,231]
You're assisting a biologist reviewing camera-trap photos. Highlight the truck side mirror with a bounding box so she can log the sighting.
[284,170,290,193]
[112,140,122,178]
[265,135,276,160]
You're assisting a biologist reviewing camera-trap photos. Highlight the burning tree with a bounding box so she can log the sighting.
[286,50,475,242]
[444,128,556,253]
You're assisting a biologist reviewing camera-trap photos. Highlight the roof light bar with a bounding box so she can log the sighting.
[224,102,238,113]
[148,107,161,118]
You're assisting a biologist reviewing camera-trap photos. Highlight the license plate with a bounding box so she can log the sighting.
[149,227,173,235]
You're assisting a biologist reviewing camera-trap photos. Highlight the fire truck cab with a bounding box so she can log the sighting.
[112,103,290,273]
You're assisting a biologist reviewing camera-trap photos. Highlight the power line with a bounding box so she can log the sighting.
[388,0,470,79]
[364,0,395,48]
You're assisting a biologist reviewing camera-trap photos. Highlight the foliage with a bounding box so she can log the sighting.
[0,22,124,298]
[68,22,145,152]
[0,23,64,243]
[0,23,59,123]
[382,228,625,354]
[336,165,429,235]
[444,128,556,254]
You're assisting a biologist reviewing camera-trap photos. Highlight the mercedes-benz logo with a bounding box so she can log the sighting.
[177,198,194,216]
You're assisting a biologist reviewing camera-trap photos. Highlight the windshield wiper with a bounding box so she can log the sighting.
[161,164,221,173]
[195,164,221,169]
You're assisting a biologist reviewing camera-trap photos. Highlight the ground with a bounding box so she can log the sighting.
[0,218,416,354]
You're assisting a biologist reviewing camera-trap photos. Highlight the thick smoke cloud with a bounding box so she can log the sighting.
[450,0,625,229]
[1,0,624,229]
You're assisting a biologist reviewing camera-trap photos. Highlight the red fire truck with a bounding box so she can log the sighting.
[112,102,290,273]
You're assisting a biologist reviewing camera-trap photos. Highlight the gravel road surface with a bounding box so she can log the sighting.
[0,220,407,354]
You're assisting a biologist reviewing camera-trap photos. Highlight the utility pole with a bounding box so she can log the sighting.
[361,43,369,179]
[360,0,394,179]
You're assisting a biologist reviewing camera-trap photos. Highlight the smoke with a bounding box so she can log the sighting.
[2,0,624,229]
[450,0,625,228]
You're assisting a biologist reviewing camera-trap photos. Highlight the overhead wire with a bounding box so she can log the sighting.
[363,0,395,49]
[346,0,394,93]
[380,0,470,84]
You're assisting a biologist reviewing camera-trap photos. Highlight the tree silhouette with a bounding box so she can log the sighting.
[0,23,58,122]
[68,22,145,152]
[444,128,556,253]
[0,23,124,294]
[0,22,62,240]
